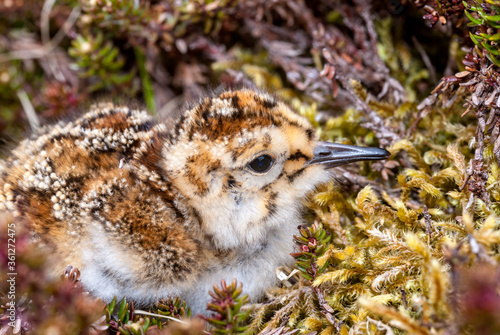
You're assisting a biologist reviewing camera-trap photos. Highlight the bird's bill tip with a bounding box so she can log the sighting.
[307,141,390,169]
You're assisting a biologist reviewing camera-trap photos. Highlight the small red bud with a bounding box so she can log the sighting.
[308,238,317,250]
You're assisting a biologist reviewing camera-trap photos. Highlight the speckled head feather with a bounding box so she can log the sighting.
[160,90,330,251]
[0,89,389,314]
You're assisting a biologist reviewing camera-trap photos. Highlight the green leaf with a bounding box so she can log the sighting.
[479,32,500,41]
[142,317,150,331]
[108,296,117,315]
[301,273,313,281]
[318,230,326,240]
[487,32,500,41]
[134,46,156,114]
[102,47,120,66]
[319,262,330,273]
[296,236,310,243]
[96,43,113,60]
[465,10,482,25]
[208,318,228,326]
[106,57,125,71]
[118,298,128,321]
[463,1,480,11]
[469,32,481,46]
[226,304,233,323]
[295,263,310,273]
[486,52,500,67]
[484,14,500,23]
[478,10,500,28]
[111,70,136,84]
[481,41,499,55]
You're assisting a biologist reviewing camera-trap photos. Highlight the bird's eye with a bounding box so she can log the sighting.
[247,154,275,174]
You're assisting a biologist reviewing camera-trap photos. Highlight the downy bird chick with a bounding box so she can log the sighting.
[0,89,389,314]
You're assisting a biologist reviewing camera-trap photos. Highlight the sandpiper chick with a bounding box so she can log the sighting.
[0,89,389,314]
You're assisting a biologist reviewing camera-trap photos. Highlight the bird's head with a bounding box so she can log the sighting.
[162,90,389,250]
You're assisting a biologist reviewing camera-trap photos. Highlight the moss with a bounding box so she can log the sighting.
[2,0,500,334]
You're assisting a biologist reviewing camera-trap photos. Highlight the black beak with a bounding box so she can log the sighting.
[307,141,391,169]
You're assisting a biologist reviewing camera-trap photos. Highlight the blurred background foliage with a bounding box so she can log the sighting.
[0,0,442,147]
[2,0,500,334]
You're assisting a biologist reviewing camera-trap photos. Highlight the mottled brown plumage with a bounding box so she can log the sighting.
[0,89,389,313]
